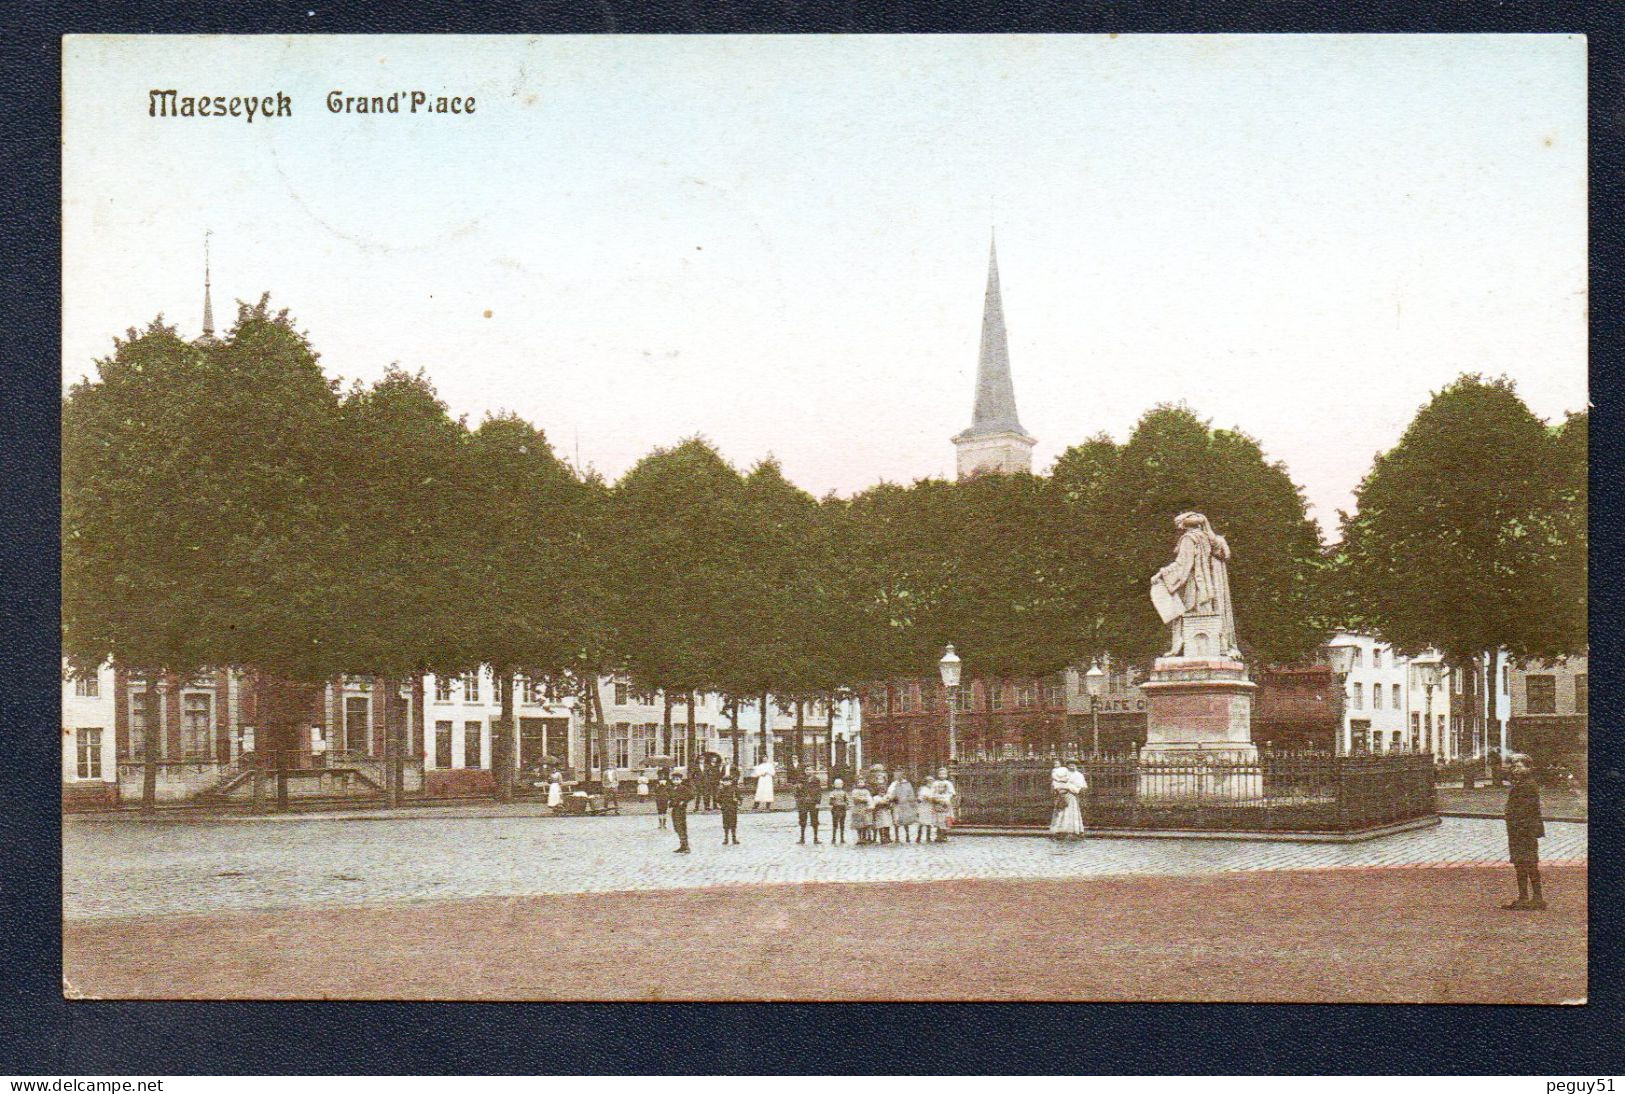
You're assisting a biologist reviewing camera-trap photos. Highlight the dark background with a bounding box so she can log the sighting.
[3,0,1620,1076]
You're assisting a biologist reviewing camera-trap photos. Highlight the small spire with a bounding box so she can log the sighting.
[958,229,1029,439]
[201,230,215,339]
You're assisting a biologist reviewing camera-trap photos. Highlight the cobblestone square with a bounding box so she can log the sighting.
[62,807,1587,1002]
[64,806,1587,921]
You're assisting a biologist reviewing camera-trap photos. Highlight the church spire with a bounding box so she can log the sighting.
[953,231,1036,478]
[201,230,215,340]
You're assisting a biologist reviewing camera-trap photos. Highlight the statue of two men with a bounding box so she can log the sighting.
[1150,511,1240,659]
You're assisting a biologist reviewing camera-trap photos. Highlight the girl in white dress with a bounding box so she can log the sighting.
[1049,763,1086,840]
[752,761,776,811]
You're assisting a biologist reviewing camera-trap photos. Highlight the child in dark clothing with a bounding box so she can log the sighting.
[718,777,742,845]
[827,779,850,844]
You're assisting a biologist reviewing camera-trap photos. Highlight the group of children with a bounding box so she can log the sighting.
[636,764,959,850]
[799,766,960,846]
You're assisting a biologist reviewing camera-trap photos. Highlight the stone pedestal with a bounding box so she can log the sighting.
[1137,657,1262,801]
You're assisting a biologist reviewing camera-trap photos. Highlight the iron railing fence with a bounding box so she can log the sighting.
[951,751,1436,833]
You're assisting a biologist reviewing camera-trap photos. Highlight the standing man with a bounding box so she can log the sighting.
[718,775,742,845]
[1502,754,1546,910]
[603,764,620,814]
[669,770,694,854]
[701,753,720,812]
[795,771,824,844]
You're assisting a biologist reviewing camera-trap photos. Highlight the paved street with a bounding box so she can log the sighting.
[64,864,1587,1002]
[63,807,1587,921]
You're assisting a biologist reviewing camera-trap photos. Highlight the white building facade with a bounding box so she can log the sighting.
[1327,633,1454,757]
[62,660,118,807]
[421,669,580,794]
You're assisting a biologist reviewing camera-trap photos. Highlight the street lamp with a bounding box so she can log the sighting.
[1418,659,1441,759]
[938,644,962,763]
[1084,662,1105,756]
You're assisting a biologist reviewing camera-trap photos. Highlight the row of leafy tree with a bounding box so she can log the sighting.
[62,300,1586,806]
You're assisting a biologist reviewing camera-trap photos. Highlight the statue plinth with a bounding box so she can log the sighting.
[1137,655,1262,801]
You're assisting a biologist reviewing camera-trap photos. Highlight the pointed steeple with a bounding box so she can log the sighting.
[953,232,1036,478]
[200,230,215,340]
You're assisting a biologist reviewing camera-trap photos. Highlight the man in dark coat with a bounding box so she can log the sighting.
[717,776,741,845]
[669,771,694,854]
[1503,754,1546,910]
[795,772,823,844]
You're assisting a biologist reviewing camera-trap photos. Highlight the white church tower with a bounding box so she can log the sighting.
[952,234,1036,478]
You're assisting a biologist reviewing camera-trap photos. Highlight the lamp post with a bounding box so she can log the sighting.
[1084,662,1105,756]
[1419,658,1440,759]
[939,644,962,764]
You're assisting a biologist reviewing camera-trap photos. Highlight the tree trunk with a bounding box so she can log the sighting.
[581,670,607,777]
[729,699,741,767]
[794,698,805,768]
[760,691,770,764]
[140,679,160,814]
[381,676,396,807]
[686,691,697,770]
[1484,648,1498,770]
[410,674,426,797]
[662,692,673,755]
[494,669,514,802]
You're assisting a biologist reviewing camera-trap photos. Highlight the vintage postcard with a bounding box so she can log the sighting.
[60,33,1587,1003]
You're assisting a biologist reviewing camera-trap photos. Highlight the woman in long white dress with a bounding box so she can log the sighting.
[1049,763,1086,840]
[752,760,776,811]
[547,771,565,810]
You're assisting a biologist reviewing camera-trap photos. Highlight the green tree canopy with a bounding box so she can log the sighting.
[63,299,347,683]
[1335,375,1585,665]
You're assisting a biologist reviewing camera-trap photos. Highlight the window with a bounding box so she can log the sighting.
[344,696,370,753]
[182,693,212,759]
[1391,730,1403,751]
[951,686,974,713]
[1043,677,1064,707]
[614,681,630,706]
[1372,685,1383,710]
[1351,683,1363,710]
[991,683,1006,712]
[1351,648,1364,669]
[434,720,453,768]
[127,691,152,760]
[1525,674,1557,715]
[1392,684,1402,709]
[634,723,659,764]
[73,676,100,698]
[1016,682,1036,708]
[1372,648,1383,670]
[609,724,631,768]
[463,721,483,769]
[1410,711,1420,747]
[462,673,480,703]
[1370,728,1382,753]
[1502,665,1510,694]
[435,677,453,703]
[76,728,103,779]
[1453,671,1462,694]
[1574,674,1587,714]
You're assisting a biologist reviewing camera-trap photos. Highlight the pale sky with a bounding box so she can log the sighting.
[62,34,1587,536]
